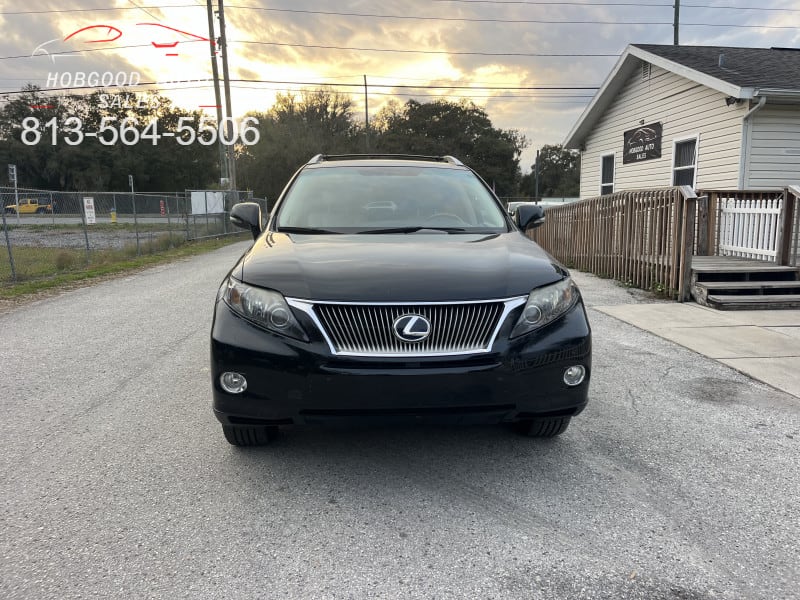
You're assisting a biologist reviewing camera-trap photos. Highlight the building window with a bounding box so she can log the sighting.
[601,154,614,195]
[672,138,697,187]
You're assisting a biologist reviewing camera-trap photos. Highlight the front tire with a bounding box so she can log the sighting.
[222,424,278,446]
[515,416,571,438]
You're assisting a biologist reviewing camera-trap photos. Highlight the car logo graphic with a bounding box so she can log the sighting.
[392,314,432,343]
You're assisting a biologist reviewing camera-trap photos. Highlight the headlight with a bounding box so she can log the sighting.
[510,277,579,338]
[223,278,308,341]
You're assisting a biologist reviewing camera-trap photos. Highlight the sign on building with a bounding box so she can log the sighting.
[83,197,96,225]
[623,122,662,164]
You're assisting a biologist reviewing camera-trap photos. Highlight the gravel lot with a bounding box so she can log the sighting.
[1,241,798,599]
[7,228,167,250]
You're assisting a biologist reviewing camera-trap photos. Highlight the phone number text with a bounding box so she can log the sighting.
[21,116,260,146]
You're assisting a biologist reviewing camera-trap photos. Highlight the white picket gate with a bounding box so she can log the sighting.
[717,196,782,260]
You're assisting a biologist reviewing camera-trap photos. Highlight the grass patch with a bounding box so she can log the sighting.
[3,222,179,233]
[0,233,248,298]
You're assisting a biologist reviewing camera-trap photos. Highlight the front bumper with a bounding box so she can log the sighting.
[210,299,591,426]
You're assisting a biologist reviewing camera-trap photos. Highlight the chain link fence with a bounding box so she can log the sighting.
[0,186,264,284]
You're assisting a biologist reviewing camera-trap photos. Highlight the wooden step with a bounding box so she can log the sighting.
[706,293,800,310]
[696,281,800,291]
[692,263,798,273]
[692,268,799,285]
[691,257,798,274]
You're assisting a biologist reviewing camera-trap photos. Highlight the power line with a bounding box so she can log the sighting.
[220,6,800,28]
[126,0,163,21]
[0,39,619,61]
[0,82,594,107]
[431,0,800,10]
[0,5,199,15]
[233,40,619,57]
[0,43,155,61]
[0,77,600,95]
[3,2,800,15]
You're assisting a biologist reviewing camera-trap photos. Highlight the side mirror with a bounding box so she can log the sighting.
[230,202,262,240]
[515,204,545,230]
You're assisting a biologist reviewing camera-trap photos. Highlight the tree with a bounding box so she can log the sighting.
[0,86,219,192]
[237,88,362,202]
[372,99,527,196]
[522,144,580,199]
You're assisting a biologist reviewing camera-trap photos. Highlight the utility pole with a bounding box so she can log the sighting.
[363,75,370,152]
[217,0,237,191]
[206,0,228,189]
[534,149,540,201]
[673,0,680,46]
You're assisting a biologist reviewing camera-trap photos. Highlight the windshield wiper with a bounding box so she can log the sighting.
[358,226,467,234]
[277,226,340,234]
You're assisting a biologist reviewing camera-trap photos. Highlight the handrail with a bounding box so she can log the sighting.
[678,185,698,200]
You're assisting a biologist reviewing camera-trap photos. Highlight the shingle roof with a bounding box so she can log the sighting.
[632,45,800,91]
[564,44,800,148]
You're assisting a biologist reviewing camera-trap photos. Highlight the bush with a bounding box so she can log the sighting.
[54,250,75,271]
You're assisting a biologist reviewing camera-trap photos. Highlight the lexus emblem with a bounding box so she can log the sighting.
[392,314,432,343]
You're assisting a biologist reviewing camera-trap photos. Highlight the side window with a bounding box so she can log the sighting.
[600,154,614,195]
[672,138,697,187]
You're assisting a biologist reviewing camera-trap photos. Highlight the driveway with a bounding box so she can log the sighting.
[1,242,797,599]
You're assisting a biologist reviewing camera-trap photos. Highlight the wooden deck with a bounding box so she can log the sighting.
[690,255,799,273]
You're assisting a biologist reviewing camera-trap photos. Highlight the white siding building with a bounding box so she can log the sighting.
[564,45,800,199]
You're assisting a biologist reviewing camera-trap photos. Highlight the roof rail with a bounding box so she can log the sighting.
[309,154,465,165]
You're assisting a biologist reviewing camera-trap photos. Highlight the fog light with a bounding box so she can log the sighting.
[220,371,247,394]
[563,365,586,387]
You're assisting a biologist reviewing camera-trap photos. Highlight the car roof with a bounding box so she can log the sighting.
[303,154,467,170]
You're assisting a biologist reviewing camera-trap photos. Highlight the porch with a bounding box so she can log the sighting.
[527,185,800,309]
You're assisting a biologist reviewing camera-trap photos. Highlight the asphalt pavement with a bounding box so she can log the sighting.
[1,241,798,599]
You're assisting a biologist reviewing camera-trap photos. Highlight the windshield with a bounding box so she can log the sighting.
[274,165,508,233]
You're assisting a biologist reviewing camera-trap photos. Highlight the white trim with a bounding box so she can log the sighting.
[738,97,766,188]
[627,47,746,100]
[564,45,749,149]
[671,134,700,189]
[600,152,615,195]
[564,47,640,149]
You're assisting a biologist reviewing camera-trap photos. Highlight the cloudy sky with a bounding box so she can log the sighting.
[1,0,799,171]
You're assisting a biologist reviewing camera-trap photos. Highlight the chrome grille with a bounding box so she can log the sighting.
[310,301,510,356]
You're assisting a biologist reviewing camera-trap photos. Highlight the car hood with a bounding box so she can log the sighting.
[238,231,567,302]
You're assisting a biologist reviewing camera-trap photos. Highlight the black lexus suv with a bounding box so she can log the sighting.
[211,155,591,445]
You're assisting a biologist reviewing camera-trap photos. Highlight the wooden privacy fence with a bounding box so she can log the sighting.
[697,187,799,266]
[528,186,698,301]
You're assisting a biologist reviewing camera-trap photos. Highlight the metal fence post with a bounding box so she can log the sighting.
[184,192,191,241]
[129,176,140,256]
[166,195,172,247]
[80,196,91,265]
[1,201,16,282]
